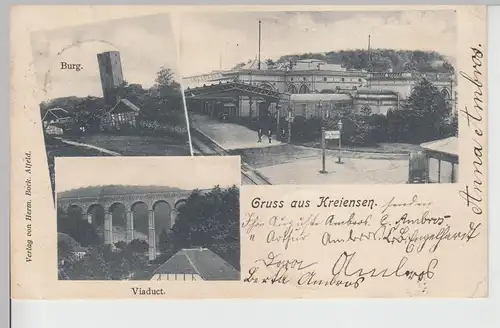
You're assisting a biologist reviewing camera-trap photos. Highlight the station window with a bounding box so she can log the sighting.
[323,77,327,82]
[341,78,345,82]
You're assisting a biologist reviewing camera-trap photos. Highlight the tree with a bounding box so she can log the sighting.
[158,228,169,253]
[57,238,75,265]
[265,59,276,68]
[63,245,112,280]
[172,186,240,248]
[232,62,246,69]
[61,240,151,280]
[114,241,127,251]
[154,67,181,98]
[401,78,450,142]
[442,61,455,74]
[57,207,100,247]
[126,239,149,254]
[361,105,372,116]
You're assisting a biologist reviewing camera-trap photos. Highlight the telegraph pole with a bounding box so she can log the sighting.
[319,101,327,174]
[258,20,262,70]
[368,34,372,88]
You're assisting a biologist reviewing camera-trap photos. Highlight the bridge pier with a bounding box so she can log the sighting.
[104,212,112,245]
[171,209,178,228]
[126,211,134,242]
[148,210,156,261]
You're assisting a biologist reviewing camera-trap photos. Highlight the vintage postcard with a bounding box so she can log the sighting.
[11,5,488,299]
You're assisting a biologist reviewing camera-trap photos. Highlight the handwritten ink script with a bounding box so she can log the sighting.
[23,151,33,263]
[459,45,485,216]
[242,194,483,291]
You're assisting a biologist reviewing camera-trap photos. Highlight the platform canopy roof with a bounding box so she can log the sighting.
[420,136,458,157]
[183,81,286,102]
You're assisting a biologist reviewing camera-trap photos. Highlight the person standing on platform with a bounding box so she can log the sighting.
[268,127,272,144]
[257,127,263,143]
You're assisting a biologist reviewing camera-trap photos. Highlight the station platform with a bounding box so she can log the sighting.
[189,114,283,151]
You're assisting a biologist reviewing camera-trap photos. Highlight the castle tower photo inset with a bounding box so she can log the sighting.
[97,51,124,105]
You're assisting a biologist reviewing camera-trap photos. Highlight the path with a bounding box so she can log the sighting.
[55,137,120,156]
[74,134,191,156]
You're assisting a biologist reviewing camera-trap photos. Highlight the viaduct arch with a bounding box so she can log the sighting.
[57,189,208,261]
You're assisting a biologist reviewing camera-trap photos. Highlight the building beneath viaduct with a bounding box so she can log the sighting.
[57,189,210,261]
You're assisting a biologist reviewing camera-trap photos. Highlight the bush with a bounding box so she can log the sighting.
[287,107,457,147]
[59,240,151,280]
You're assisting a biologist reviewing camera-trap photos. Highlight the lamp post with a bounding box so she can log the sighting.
[319,101,327,174]
[320,126,327,174]
[287,106,292,144]
[276,103,281,141]
[336,119,344,164]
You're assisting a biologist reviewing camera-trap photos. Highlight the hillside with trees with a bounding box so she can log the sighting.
[58,185,183,198]
[235,49,454,73]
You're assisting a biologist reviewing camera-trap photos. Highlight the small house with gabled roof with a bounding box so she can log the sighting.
[42,108,73,128]
[45,122,65,135]
[150,248,240,281]
[99,98,140,131]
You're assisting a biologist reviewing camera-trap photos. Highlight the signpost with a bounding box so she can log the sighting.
[325,130,341,140]
[320,128,342,174]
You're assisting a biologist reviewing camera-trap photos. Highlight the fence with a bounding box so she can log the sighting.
[138,120,188,135]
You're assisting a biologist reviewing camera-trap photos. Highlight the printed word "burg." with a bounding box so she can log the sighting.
[60,62,83,71]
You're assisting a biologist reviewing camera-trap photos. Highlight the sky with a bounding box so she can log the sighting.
[55,156,240,192]
[31,13,180,100]
[179,10,457,77]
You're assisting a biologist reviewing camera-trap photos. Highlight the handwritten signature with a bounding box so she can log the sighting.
[331,251,438,281]
[297,252,438,289]
[458,45,485,216]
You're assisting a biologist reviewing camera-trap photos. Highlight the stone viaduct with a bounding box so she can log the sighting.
[57,189,210,261]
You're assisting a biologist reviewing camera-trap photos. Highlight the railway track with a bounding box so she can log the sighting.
[190,128,271,185]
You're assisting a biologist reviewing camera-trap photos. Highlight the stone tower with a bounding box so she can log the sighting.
[97,51,124,106]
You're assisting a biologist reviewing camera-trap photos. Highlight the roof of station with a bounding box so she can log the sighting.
[183,81,286,101]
